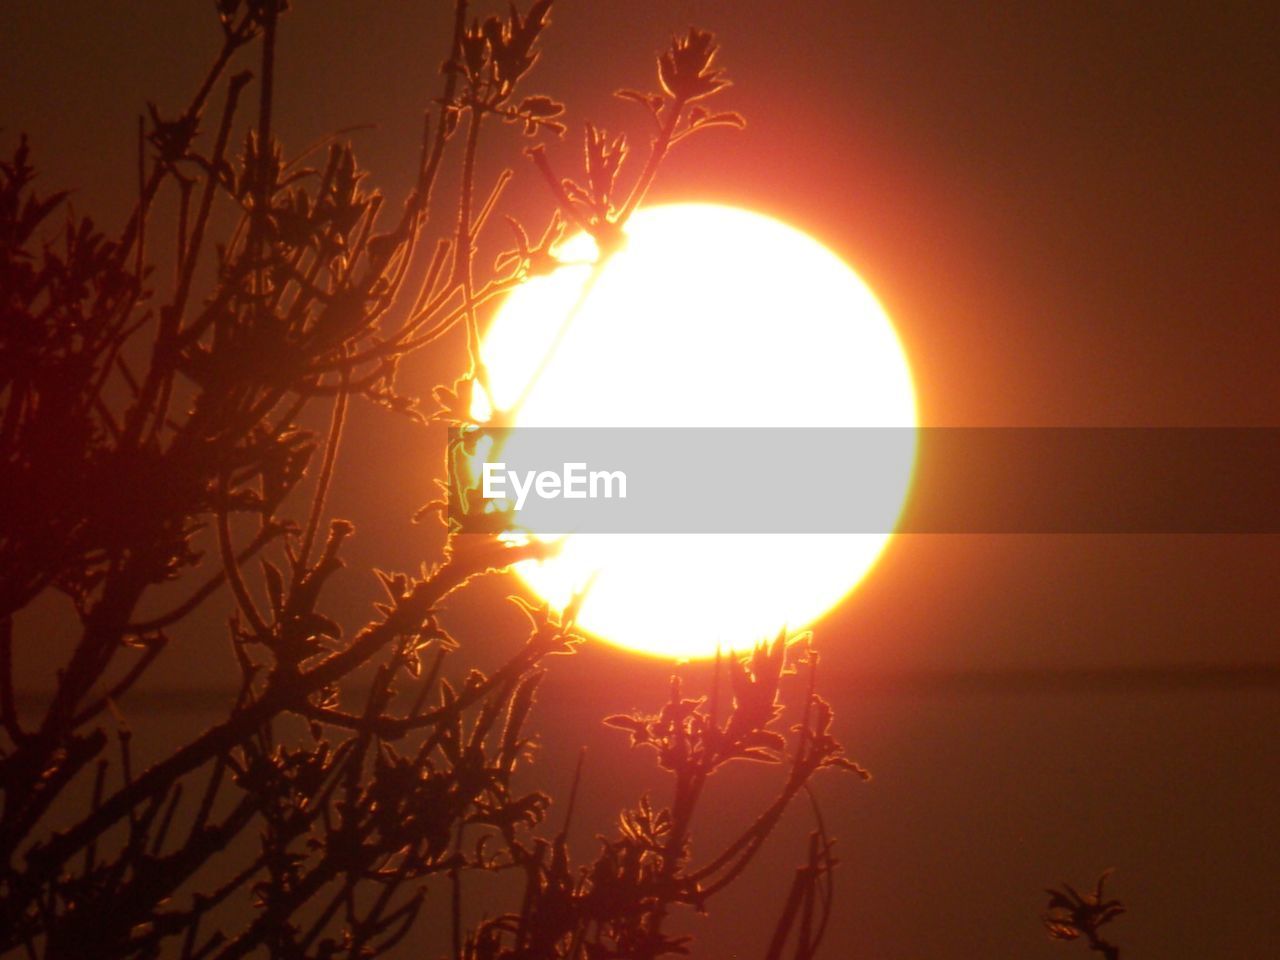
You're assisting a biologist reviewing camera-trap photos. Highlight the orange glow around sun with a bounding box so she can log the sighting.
[472,203,916,659]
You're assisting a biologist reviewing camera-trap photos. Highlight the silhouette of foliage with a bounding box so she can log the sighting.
[0,2,867,958]
[1042,870,1126,960]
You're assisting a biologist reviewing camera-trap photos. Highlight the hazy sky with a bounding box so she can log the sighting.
[5,2,1278,957]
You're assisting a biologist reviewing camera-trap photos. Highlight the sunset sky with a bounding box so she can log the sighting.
[5,2,1277,957]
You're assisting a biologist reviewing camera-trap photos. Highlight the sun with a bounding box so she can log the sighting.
[472,203,916,659]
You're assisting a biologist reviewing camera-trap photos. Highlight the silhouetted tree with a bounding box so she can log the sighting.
[1043,871,1126,960]
[0,3,864,957]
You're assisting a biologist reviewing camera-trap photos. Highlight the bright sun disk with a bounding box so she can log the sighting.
[472,203,916,660]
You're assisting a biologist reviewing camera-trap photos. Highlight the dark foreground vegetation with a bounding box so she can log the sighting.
[0,3,873,957]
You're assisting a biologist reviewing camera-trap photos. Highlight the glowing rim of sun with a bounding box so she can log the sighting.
[471,202,917,660]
